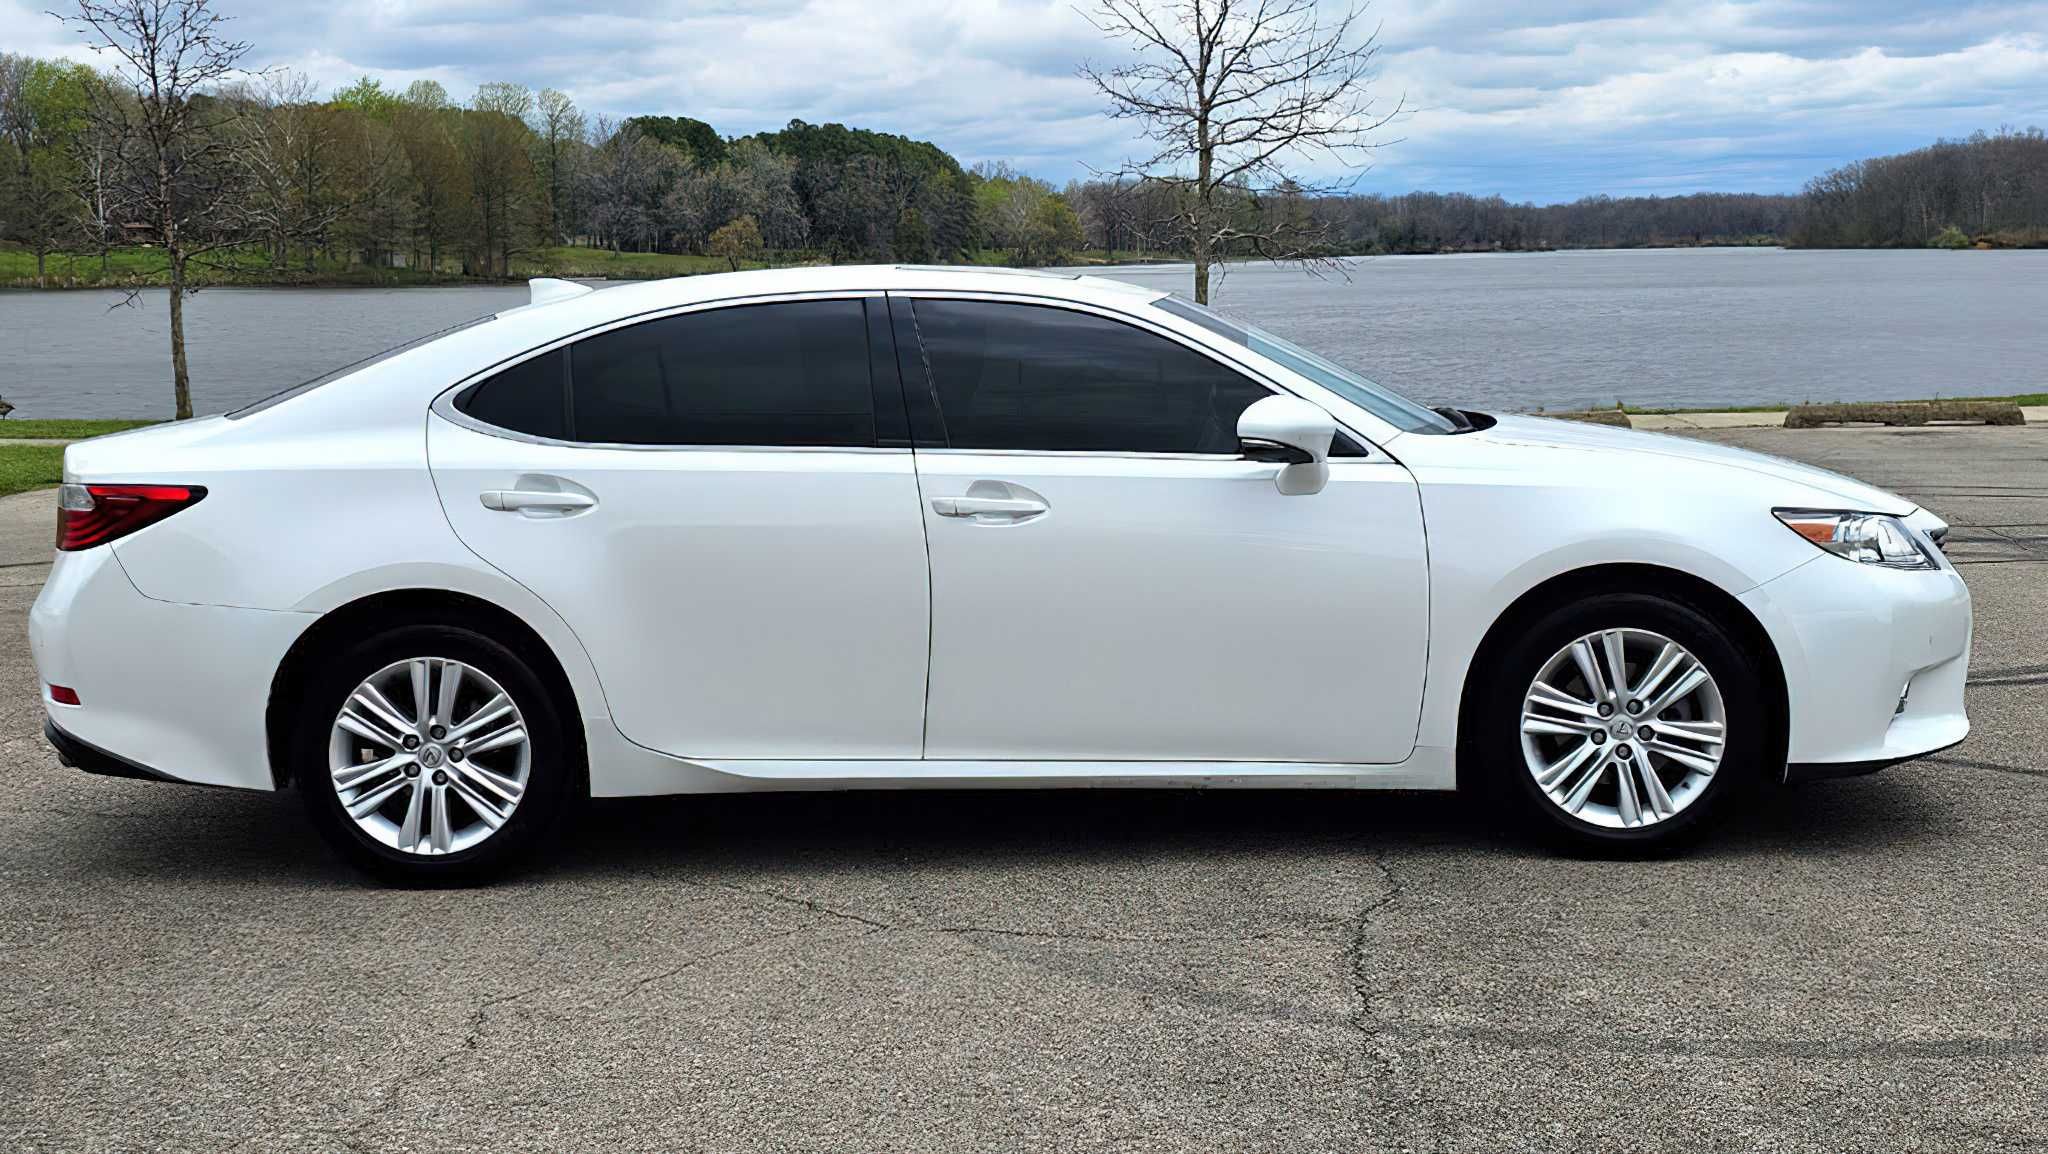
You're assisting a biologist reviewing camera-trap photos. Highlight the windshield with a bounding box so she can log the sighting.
[1153,296,1455,435]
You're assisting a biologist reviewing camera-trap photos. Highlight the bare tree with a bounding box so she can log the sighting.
[1080,0,1400,302]
[531,87,584,244]
[69,98,121,273]
[60,0,252,419]
[584,116,662,253]
[240,69,339,271]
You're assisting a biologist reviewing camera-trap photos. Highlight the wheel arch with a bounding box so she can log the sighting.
[265,589,588,790]
[1453,563,1789,787]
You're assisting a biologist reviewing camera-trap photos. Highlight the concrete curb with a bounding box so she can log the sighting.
[1622,406,2042,431]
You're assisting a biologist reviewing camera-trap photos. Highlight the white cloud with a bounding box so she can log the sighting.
[6,0,2045,200]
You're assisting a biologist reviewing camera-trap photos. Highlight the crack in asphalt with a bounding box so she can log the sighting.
[1924,754,2048,779]
[667,874,1343,945]
[609,928,807,1004]
[336,925,807,1148]
[1346,850,1405,1036]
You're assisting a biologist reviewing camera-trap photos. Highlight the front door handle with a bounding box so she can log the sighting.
[931,496,1048,521]
[480,489,596,513]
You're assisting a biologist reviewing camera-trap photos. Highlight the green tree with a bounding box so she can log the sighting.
[394,95,467,273]
[627,114,724,163]
[972,164,1083,264]
[1929,224,1972,249]
[0,55,92,285]
[707,213,763,269]
[463,84,539,276]
[895,205,932,262]
[331,75,399,120]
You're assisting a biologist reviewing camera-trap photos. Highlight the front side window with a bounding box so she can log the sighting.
[909,299,1271,454]
[1153,296,1454,435]
[455,299,877,447]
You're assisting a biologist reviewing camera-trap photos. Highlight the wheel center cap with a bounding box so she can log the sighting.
[418,744,445,769]
[1610,719,1634,740]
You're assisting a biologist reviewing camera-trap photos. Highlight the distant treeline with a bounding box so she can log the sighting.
[1792,127,2048,249]
[1067,183,1800,255]
[2,49,2044,287]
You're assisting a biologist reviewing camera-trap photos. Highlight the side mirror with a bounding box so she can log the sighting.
[1238,395,1335,496]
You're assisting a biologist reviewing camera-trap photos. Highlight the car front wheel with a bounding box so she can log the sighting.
[294,622,573,882]
[1480,591,1767,852]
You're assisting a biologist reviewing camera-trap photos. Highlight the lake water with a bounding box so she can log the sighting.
[0,247,2042,419]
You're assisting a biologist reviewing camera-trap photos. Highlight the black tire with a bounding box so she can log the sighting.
[293,621,575,883]
[1473,590,1768,854]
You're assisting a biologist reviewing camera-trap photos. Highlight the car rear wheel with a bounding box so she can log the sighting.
[294,623,572,882]
[1479,591,1766,852]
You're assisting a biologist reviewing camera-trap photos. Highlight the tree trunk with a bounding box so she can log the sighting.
[168,256,193,420]
[1193,136,1214,303]
[35,250,46,288]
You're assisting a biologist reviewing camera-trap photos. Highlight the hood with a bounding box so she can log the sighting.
[1469,414,1917,515]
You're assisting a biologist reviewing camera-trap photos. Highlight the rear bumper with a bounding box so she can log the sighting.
[1741,548,1972,782]
[45,717,190,784]
[30,546,314,792]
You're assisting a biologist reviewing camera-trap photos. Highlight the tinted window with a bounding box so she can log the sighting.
[570,299,875,446]
[910,300,1271,454]
[459,348,567,439]
[1152,296,1453,435]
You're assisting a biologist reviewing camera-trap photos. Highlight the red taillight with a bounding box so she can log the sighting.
[56,483,207,551]
[48,685,80,705]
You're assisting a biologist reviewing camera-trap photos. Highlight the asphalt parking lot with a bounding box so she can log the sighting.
[2,424,2044,1152]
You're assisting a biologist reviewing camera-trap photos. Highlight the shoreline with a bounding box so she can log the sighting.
[3,396,2039,436]
[12,240,2043,292]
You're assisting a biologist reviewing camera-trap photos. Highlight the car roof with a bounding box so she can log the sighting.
[223,264,1181,434]
[509,263,1167,329]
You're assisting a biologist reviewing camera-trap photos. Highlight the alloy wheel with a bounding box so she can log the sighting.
[327,657,531,855]
[1519,628,1727,829]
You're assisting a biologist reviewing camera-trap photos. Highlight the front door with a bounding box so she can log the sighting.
[429,296,931,760]
[900,296,1430,764]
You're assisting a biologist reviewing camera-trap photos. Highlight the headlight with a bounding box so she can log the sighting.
[1774,510,1939,570]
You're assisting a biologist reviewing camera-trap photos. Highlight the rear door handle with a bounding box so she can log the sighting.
[480,490,596,513]
[931,495,1049,521]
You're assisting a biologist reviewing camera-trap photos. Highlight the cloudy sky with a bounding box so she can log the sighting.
[10,0,2048,202]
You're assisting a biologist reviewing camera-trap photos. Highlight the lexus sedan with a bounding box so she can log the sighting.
[31,266,1971,880]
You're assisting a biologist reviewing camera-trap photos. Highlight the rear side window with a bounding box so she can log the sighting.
[455,299,878,447]
[460,349,567,440]
[909,300,1271,454]
[574,299,874,446]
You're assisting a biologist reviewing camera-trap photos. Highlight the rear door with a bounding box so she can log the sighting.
[429,294,932,760]
[896,295,1430,765]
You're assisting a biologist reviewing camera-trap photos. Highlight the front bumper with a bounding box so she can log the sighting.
[30,546,314,792]
[1741,547,1972,781]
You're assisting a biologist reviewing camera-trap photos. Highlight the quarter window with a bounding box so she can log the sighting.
[909,300,1271,454]
[459,348,567,440]
[455,299,878,447]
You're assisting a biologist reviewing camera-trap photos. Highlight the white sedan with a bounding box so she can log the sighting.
[31,266,1971,880]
